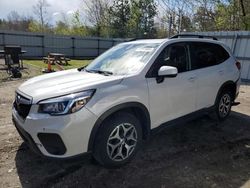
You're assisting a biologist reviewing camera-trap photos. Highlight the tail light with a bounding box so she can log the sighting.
[235,61,241,70]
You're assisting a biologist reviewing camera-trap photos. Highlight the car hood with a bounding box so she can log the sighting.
[17,69,124,103]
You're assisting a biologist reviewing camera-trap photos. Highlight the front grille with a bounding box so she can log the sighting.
[14,93,32,119]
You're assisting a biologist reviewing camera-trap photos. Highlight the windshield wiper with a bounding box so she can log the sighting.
[85,69,113,76]
[77,65,87,71]
[96,70,113,76]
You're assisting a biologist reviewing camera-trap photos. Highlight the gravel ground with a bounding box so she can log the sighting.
[0,77,250,188]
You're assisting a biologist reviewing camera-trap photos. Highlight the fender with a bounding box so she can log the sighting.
[87,102,151,152]
[215,80,237,104]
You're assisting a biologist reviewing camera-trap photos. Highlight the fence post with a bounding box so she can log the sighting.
[232,34,238,55]
[2,32,5,47]
[72,37,75,58]
[97,38,100,56]
[41,35,45,57]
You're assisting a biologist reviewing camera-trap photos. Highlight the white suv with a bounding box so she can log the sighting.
[12,35,241,167]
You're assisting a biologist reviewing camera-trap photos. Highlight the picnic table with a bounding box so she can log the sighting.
[43,53,70,65]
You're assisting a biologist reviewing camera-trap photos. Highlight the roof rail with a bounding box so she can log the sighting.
[170,34,218,40]
[127,38,137,41]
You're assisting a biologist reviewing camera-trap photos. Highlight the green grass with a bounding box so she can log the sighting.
[23,59,92,70]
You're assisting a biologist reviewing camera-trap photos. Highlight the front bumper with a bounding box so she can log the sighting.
[12,104,98,158]
[13,117,43,155]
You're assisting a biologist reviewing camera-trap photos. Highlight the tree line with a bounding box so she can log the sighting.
[0,0,249,38]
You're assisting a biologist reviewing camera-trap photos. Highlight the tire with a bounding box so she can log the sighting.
[93,112,142,168]
[215,90,233,121]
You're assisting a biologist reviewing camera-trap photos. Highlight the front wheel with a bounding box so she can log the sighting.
[216,90,232,121]
[93,112,142,167]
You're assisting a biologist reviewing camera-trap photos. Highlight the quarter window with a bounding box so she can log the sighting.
[189,42,230,70]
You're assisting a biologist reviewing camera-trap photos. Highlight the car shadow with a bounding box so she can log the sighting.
[15,111,250,188]
[15,143,94,188]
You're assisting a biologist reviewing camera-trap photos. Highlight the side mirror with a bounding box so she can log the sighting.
[158,66,178,77]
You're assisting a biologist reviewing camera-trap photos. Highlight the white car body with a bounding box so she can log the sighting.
[12,37,241,160]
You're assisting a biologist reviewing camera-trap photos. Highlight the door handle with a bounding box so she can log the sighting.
[219,70,224,75]
[188,77,196,82]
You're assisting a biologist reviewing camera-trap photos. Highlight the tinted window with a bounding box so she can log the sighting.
[190,42,230,70]
[148,43,189,76]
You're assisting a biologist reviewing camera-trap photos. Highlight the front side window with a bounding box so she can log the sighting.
[189,42,230,70]
[148,43,189,77]
[86,42,160,75]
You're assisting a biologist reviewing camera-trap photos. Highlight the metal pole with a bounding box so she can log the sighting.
[42,35,45,57]
[2,32,5,46]
[168,15,172,37]
[72,37,75,58]
[97,38,100,56]
[178,10,182,34]
[232,34,238,54]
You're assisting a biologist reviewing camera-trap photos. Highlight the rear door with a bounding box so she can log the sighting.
[188,42,231,110]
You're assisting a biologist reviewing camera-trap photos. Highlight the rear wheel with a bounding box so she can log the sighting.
[215,90,233,121]
[93,112,142,167]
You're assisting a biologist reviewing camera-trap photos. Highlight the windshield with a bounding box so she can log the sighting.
[85,42,160,75]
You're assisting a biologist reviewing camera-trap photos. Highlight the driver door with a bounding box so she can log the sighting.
[146,42,197,128]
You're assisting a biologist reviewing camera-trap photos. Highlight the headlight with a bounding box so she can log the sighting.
[38,90,95,115]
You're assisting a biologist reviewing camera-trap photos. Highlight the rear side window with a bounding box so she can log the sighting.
[189,42,230,70]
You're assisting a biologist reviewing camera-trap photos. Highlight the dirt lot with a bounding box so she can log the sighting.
[0,77,250,188]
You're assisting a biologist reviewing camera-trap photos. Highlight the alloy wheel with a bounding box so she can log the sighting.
[219,93,231,118]
[107,123,137,162]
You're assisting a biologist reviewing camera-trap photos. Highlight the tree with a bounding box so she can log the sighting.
[109,0,131,37]
[2,0,250,37]
[157,0,196,36]
[239,0,248,29]
[128,0,157,38]
[1,11,34,31]
[214,3,233,31]
[54,21,70,35]
[213,0,250,31]
[33,0,50,32]
[83,0,111,36]
[178,15,193,32]
[70,10,88,36]
[193,6,216,31]
[28,20,42,32]
[240,0,250,30]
